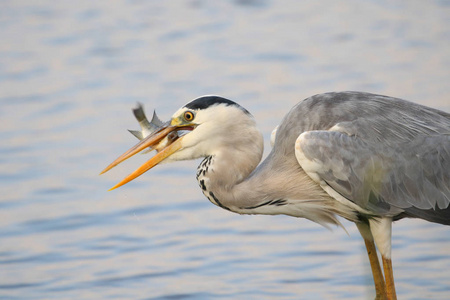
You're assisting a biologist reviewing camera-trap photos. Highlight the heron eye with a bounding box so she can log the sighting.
[184,111,195,122]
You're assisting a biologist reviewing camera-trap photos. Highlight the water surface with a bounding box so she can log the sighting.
[1,1,449,299]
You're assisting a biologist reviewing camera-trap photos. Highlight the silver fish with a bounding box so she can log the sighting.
[128,103,178,154]
[128,103,164,140]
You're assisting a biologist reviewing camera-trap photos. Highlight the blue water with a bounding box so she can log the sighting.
[1,1,449,299]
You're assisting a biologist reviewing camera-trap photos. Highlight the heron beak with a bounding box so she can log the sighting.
[101,123,190,191]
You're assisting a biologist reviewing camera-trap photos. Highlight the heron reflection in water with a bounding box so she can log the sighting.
[102,91,450,300]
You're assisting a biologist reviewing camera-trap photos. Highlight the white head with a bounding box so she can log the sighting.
[166,96,261,161]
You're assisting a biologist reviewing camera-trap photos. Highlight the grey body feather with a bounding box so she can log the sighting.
[278,92,450,224]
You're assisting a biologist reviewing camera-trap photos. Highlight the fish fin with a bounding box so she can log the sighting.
[151,110,164,127]
[132,103,147,122]
[132,103,153,132]
[128,129,143,140]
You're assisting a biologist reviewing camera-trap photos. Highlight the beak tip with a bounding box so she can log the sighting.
[108,184,120,191]
[102,125,183,192]
[100,165,114,175]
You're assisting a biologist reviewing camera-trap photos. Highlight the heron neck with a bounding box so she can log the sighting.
[196,144,353,227]
[196,135,264,211]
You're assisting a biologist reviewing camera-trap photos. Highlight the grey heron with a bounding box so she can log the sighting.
[101,91,450,300]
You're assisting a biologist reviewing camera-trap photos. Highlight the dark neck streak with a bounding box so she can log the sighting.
[196,155,231,211]
[196,143,264,212]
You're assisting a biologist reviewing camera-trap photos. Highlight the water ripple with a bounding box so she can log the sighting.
[1,1,450,299]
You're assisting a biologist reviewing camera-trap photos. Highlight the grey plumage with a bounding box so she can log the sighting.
[282,92,450,224]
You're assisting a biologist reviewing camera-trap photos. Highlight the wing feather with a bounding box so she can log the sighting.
[296,130,450,215]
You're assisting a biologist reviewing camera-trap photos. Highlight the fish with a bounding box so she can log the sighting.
[128,103,164,140]
[128,103,178,154]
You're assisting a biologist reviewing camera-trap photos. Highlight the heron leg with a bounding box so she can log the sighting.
[369,217,397,300]
[356,223,387,299]
[364,238,387,299]
[382,256,397,300]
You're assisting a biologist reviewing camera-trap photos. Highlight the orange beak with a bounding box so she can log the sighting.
[100,124,187,191]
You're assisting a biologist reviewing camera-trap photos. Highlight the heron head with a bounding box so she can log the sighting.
[101,96,257,190]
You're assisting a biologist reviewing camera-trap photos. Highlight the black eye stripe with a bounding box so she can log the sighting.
[184,96,250,115]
